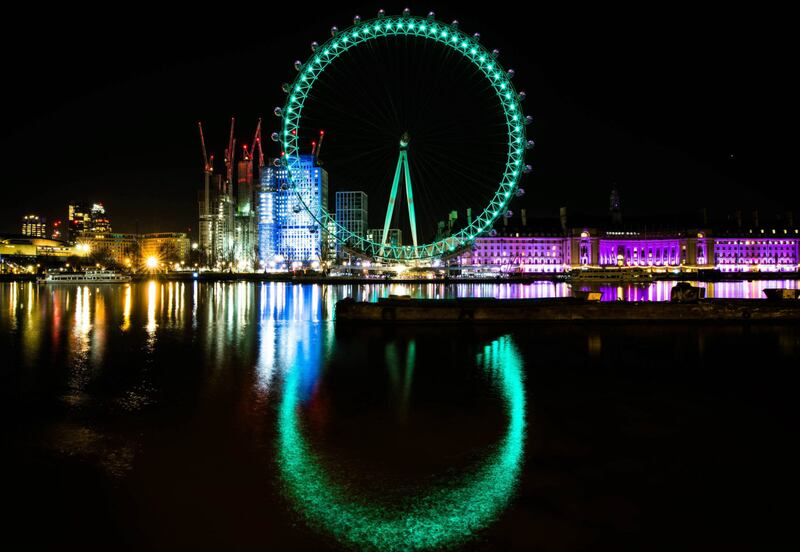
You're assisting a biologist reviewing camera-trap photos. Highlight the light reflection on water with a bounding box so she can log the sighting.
[332,279,800,302]
[1,279,799,343]
[2,280,800,550]
[2,278,798,390]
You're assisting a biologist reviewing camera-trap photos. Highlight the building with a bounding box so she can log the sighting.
[234,156,258,269]
[89,203,112,233]
[68,201,91,241]
[367,228,402,247]
[78,233,139,266]
[139,233,191,265]
[21,215,47,238]
[80,232,190,268]
[256,167,277,268]
[334,191,368,259]
[198,172,235,268]
[713,229,800,272]
[455,215,800,274]
[460,228,566,273]
[1,236,81,259]
[324,219,338,264]
[257,155,329,268]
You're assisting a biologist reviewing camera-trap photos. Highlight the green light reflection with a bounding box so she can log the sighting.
[277,335,526,550]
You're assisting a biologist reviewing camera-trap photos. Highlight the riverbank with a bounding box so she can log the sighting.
[3,270,799,284]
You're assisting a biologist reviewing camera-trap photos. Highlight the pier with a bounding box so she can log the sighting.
[335,296,800,323]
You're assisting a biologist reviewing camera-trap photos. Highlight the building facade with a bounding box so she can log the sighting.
[21,215,47,238]
[0,236,79,259]
[713,230,800,272]
[68,201,91,241]
[459,230,566,273]
[334,191,368,259]
[89,203,112,233]
[456,227,799,273]
[367,228,402,247]
[198,172,235,268]
[257,155,328,268]
[234,157,258,269]
[81,232,190,268]
[256,166,277,268]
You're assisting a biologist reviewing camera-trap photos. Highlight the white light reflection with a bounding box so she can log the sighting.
[121,285,132,331]
[146,280,157,339]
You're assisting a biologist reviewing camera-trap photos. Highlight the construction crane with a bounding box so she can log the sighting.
[197,121,214,174]
[253,119,265,170]
[255,130,264,170]
[224,117,236,190]
[314,129,325,165]
[239,118,262,171]
[250,118,261,162]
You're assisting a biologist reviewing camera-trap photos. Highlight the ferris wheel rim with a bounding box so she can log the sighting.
[277,13,530,261]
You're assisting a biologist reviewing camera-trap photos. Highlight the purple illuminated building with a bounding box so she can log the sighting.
[714,232,800,272]
[456,217,799,274]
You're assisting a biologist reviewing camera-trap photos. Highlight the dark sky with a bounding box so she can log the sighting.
[1,3,792,236]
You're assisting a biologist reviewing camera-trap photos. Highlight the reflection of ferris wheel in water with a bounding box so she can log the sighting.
[273,9,534,262]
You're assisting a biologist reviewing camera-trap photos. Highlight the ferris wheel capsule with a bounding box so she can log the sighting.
[451,20,459,28]
[403,8,411,16]
[518,90,527,101]
[525,115,534,125]
[310,41,319,52]
[294,60,303,71]
[272,158,282,167]
[515,187,526,198]
[427,11,435,19]
[523,164,533,174]
[281,82,290,93]
[492,48,500,58]
[473,32,481,41]
[377,9,385,17]
[507,68,515,78]
[526,139,535,150]
[274,107,283,117]
[505,210,513,218]
[489,229,498,237]
[353,15,361,24]
[330,26,339,36]
[271,132,280,142]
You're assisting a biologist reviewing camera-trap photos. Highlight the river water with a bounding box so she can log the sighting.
[2,281,798,550]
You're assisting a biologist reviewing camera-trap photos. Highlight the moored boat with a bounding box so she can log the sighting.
[37,269,132,284]
[566,267,654,283]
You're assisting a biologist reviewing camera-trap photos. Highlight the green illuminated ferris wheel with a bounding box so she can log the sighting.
[273,9,533,261]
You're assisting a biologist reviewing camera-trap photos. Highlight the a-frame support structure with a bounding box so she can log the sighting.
[381,132,418,249]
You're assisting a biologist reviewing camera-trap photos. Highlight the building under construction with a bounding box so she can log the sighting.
[197,118,263,269]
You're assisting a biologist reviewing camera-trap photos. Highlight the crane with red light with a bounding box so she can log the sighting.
[197,121,214,174]
[314,129,325,165]
[223,117,236,193]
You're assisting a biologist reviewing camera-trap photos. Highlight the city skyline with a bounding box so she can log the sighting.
[3,8,799,550]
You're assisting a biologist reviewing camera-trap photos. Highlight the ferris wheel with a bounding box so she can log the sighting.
[273,9,533,261]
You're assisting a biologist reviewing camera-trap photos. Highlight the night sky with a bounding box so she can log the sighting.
[1,3,792,236]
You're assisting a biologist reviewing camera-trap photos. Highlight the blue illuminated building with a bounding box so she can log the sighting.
[257,155,329,268]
